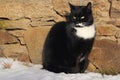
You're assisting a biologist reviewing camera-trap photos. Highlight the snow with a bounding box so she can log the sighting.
[0,58,120,80]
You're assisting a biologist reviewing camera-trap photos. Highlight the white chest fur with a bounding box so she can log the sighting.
[74,24,96,39]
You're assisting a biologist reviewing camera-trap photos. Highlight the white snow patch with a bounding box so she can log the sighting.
[0,58,120,80]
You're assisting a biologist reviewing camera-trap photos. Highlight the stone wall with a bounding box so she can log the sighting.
[0,0,120,74]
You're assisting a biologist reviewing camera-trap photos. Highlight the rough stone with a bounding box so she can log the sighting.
[0,44,29,62]
[0,1,24,20]
[24,26,51,64]
[111,1,120,18]
[117,39,120,44]
[115,31,120,38]
[0,48,3,57]
[89,40,120,74]
[0,30,18,44]
[0,0,59,27]
[115,19,120,27]
[96,25,117,36]
[69,0,94,5]
[87,61,98,72]
[96,36,116,41]
[8,30,26,37]
[0,0,54,20]
[30,17,56,27]
[8,30,26,45]
[52,0,69,16]
[9,18,31,30]
[24,0,53,18]
[93,0,110,18]
[95,18,112,25]
[0,18,31,30]
[17,52,30,62]
[18,37,26,45]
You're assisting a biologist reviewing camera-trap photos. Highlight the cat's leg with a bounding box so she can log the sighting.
[68,56,84,73]
[79,58,89,73]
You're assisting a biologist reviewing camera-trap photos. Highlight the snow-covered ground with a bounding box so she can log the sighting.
[0,58,120,80]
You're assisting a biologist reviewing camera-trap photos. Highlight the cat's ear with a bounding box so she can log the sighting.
[86,2,92,10]
[68,2,75,10]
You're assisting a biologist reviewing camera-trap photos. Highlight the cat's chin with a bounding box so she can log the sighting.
[75,23,93,27]
[75,23,84,27]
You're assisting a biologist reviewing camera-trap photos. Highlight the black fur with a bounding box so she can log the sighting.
[42,2,95,73]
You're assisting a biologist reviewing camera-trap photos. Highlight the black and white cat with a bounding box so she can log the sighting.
[42,2,96,73]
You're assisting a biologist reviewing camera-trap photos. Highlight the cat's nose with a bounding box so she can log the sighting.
[76,17,80,21]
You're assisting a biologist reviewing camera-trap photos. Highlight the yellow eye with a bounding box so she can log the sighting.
[73,16,76,19]
[81,16,85,19]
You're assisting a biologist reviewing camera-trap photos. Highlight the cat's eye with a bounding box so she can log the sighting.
[73,16,76,19]
[81,16,85,19]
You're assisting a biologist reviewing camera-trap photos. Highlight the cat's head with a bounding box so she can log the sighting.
[67,2,94,27]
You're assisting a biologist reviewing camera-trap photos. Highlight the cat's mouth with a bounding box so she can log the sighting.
[75,23,84,27]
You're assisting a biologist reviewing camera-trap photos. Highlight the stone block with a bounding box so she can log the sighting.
[96,25,117,36]
[0,44,29,62]
[111,1,120,18]
[24,26,51,64]
[89,40,120,74]
[0,30,18,44]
